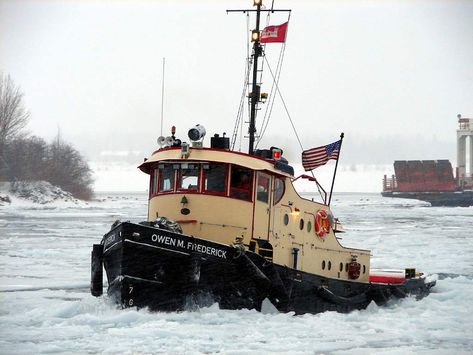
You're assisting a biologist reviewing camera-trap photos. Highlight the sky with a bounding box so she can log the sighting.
[1,0,472,170]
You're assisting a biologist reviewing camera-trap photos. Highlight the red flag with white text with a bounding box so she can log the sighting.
[260,22,288,43]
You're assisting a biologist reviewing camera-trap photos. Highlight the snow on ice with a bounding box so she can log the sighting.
[0,191,472,354]
[0,181,78,205]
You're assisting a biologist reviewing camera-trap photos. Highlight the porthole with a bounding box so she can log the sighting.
[283,213,289,225]
[322,260,326,270]
[363,265,366,274]
[345,263,349,272]
[328,261,332,270]
[307,221,312,233]
[299,219,304,230]
[339,262,343,272]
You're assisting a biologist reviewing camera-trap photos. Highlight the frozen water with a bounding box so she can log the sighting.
[0,192,472,354]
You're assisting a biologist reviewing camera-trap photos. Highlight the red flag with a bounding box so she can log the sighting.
[260,22,288,43]
[301,140,341,171]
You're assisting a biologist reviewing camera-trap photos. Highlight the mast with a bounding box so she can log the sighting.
[227,1,290,155]
[248,0,262,155]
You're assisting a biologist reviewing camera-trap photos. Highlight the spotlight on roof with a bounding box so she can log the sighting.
[188,124,206,142]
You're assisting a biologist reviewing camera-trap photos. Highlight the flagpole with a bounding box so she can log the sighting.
[328,132,344,206]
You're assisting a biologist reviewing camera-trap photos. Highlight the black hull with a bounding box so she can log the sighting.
[381,191,473,207]
[93,222,435,315]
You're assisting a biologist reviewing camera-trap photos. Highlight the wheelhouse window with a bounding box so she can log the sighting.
[158,164,175,192]
[203,163,227,194]
[230,166,253,201]
[273,177,285,204]
[150,168,159,195]
[257,173,270,203]
[152,162,260,201]
[178,163,199,191]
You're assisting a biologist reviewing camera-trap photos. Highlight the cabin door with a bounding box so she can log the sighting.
[252,172,272,239]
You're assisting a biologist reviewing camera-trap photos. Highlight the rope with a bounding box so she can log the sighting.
[261,53,326,203]
[231,13,251,151]
[256,44,285,148]
[231,61,249,151]
[261,55,304,152]
[256,12,292,149]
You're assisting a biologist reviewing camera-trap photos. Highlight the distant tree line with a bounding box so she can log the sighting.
[0,72,94,200]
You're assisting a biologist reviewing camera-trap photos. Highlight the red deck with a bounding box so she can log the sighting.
[369,270,406,284]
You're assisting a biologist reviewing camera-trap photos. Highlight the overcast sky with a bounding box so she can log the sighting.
[1,0,472,166]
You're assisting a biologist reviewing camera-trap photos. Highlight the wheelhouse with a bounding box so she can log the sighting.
[139,145,371,281]
[148,160,286,204]
[139,147,292,245]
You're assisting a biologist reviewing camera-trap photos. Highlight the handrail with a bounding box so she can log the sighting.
[292,174,327,204]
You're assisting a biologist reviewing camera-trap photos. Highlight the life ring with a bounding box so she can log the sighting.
[315,209,330,237]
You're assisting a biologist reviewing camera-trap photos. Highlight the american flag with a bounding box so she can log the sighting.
[302,140,341,171]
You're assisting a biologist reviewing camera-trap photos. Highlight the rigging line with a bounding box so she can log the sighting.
[254,50,267,141]
[259,21,324,204]
[231,62,249,151]
[255,46,273,142]
[230,73,244,150]
[263,52,326,204]
[246,6,271,149]
[231,47,250,150]
[240,60,250,151]
[246,11,250,64]
[259,50,304,150]
[231,13,251,151]
[256,12,292,148]
[160,57,165,136]
[267,15,323,202]
[256,62,279,145]
[263,54,304,152]
[256,43,285,148]
[262,45,292,148]
[255,0,272,141]
[241,12,252,152]
[262,46,283,131]
[258,23,304,151]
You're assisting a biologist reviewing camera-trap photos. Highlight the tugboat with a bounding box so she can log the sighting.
[91,0,435,314]
[382,114,473,207]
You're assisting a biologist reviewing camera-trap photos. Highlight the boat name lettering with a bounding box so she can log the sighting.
[150,234,227,259]
[186,241,227,259]
[151,234,184,248]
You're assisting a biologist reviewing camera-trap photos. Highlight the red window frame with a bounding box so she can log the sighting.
[229,165,254,202]
[202,163,229,196]
[157,164,176,193]
[176,166,200,192]
[149,167,160,197]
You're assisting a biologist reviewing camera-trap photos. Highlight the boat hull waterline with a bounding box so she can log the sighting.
[381,190,473,207]
[91,222,436,314]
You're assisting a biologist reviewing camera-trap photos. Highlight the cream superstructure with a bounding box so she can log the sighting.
[139,146,371,282]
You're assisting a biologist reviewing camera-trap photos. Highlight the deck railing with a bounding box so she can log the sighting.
[383,174,397,192]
